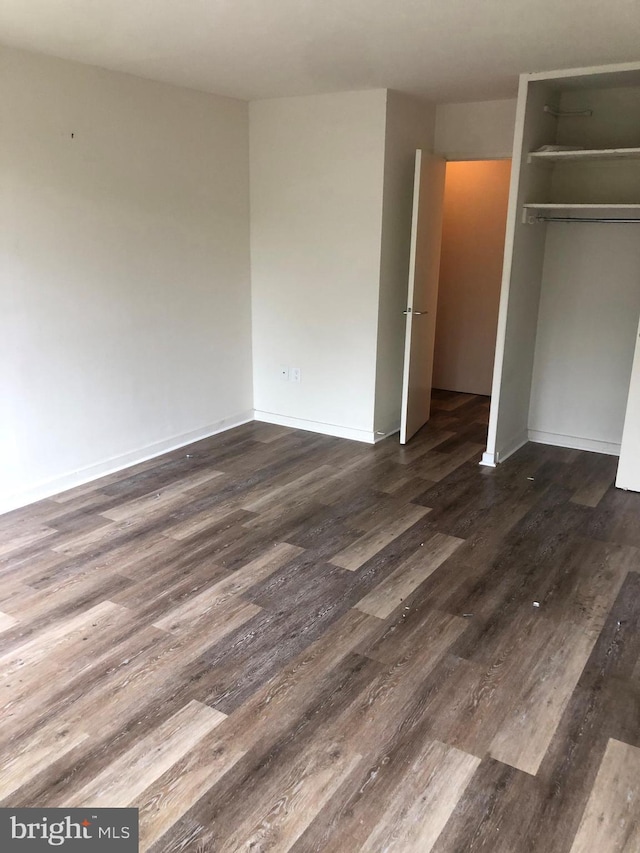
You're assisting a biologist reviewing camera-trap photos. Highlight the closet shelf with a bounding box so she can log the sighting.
[523,203,640,209]
[528,147,640,163]
[522,203,640,224]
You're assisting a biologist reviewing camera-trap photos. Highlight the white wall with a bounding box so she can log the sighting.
[529,224,640,454]
[435,98,517,160]
[0,46,252,513]
[374,91,436,435]
[433,160,511,396]
[250,90,388,442]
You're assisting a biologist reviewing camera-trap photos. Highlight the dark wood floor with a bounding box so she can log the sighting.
[1,389,640,851]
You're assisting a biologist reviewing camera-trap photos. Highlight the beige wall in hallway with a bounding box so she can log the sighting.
[432,160,511,396]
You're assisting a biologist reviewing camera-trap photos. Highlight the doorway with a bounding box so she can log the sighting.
[432,159,511,397]
[399,155,511,444]
[433,160,511,396]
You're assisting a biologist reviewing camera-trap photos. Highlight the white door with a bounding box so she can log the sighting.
[400,150,446,444]
[616,315,640,491]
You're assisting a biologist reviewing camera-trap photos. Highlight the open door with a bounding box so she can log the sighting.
[400,150,446,444]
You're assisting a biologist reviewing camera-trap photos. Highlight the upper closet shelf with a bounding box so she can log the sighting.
[521,202,640,224]
[523,203,640,209]
[527,147,640,163]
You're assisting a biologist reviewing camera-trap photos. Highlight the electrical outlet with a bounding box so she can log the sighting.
[279,366,289,381]
[291,367,301,383]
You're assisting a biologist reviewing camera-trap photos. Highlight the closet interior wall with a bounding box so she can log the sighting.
[529,82,640,456]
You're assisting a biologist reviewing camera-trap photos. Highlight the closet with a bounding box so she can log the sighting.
[482,61,640,493]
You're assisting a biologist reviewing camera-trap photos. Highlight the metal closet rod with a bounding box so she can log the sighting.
[535,215,640,223]
[543,105,593,117]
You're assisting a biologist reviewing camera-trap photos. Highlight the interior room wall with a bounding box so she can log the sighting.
[249,89,388,442]
[528,223,640,454]
[435,98,518,160]
[373,91,436,436]
[0,46,253,513]
[432,160,511,396]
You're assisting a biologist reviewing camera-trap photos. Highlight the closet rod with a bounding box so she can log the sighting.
[543,105,592,118]
[534,216,640,223]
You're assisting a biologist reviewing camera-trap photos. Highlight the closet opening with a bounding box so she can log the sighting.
[431,159,511,404]
[482,66,640,492]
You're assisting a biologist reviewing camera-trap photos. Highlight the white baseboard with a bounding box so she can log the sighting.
[528,429,620,456]
[480,431,528,468]
[0,410,254,516]
[480,451,497,468]
[254,411,376,444]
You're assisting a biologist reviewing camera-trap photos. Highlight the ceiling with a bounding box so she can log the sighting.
[0,0,639,103]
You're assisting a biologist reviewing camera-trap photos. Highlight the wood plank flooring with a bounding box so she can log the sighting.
[1,388,640,852]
